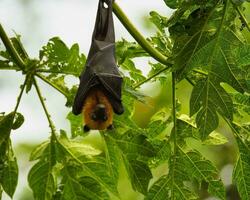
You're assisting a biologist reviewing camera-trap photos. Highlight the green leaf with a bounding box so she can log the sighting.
[149,140,171,168]
[101,132,119,187]
[146,175,198,200]
[28,140,58,200]
[178,148,225,199]
[123,158,152,195]
[39,37,86,76]
[232,124,250,200]
[121,59,146,83]
[29,141,50,161]
[163,0,183,9]
[0,112,15,145]
[109,131,155,194]
[58,135,102,159]
[234,44,250,68]
[146,108,171,138]
[0,140,18,198]
[190,78,233,140]
[57,136,118,197]
[28,161,57,200]
[116,39,147,65]
[149,11,168,32]
[66,112,86,138]
[61,166,109,200]
[79,177,109,200]
[231,92,250,119]
[203,131,228,145]
[12,112,24,130]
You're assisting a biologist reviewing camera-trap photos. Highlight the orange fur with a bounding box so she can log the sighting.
[82,89,113,130]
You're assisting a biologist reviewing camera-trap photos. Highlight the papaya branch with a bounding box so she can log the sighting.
[112,2,173,66]
[33,78,57,138]
[0,23,26,70]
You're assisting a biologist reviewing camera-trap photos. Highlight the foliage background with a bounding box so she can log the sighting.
[0,0,249,199]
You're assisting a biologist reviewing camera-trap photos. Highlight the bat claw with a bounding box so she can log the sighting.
[83,125,90,132]
[107,124,114,130]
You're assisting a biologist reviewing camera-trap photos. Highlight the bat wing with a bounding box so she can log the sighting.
[72,0,124,115]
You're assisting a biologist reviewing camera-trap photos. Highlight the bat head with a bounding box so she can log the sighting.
[91,103,108,122]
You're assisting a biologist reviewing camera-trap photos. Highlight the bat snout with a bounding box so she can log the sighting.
[91,104,108,122]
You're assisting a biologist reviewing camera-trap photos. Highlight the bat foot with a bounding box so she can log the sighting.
[107,124,114,130]
[83,125,90,132]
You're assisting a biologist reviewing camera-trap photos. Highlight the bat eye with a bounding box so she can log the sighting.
[91,113,97,120]
[103,115,108,121]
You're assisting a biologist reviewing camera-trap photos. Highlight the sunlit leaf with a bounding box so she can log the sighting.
[232,124,250,200]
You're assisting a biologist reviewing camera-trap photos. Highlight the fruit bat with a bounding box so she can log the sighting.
[72,0,124,131]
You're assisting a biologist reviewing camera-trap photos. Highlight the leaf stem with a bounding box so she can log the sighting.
[36,69,79,76]
[112,2,172,66]
[193,69,208,76]
[35,73,68,97]
[13,77,28,114]
[33,78,57,138]
[133,65,170,89]
[171,72,177,152]
[0,23,26,70]
[234,4,250,32]
[170,72,177,200]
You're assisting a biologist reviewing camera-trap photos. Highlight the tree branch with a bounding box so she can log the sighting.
[133,65,170,89]
[35,73,68,97]
[113,2,173,66]
[33,78,57,138]
[13,77,28,114]
[0,23,26,70]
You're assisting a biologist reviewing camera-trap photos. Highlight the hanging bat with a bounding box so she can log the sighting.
[72,0,124,131]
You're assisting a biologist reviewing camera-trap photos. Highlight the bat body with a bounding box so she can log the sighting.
[72,0,124,131]
[83,88,113,131]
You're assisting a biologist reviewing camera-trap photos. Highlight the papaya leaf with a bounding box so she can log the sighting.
[61,165,109,200]
[146,175,198,200]
[108,131,155,195]
[28,139,58,200]
[178,148,225,199]
[56,135,119,197]
[0,140,18,198]
[28,160,57,200]
[232,124,250,199]
[146,108,171,138]
[39,37,85,77]
[101,132,119,187]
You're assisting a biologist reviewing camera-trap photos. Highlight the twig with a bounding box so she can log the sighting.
[113,2,173,66]
[33,78,57,138]
[0,23,26,70]
[133,65,170,89]
[35,73,68,97]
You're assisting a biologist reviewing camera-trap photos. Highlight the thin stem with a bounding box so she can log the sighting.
[33,78,57,138]
[35,73,68,97]
[185,76,195,86]
[113,2,173,66]
[133,65,170,89]
[193,69,208,76]
[13,77,28,114]
[36,69,79,76]
[172,72,177,151]
[234,4,250,32]
[0,23,26,70]
[170,72,177,200]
